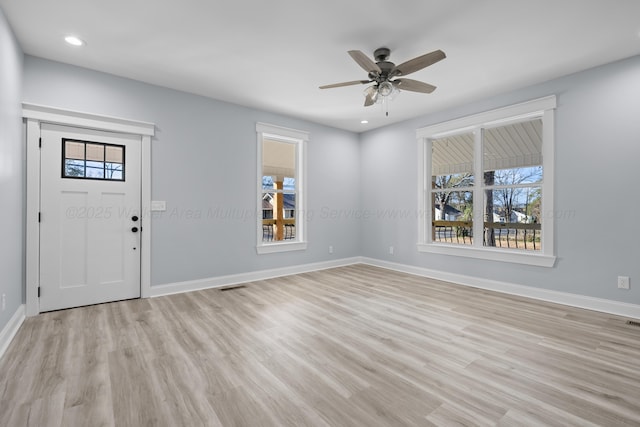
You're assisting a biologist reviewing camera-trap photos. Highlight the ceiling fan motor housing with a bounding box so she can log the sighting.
[374,47,391,62]
[376,62,395,81]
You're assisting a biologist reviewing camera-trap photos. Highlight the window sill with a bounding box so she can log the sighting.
[256,241,307,254]
[417,243,556,267]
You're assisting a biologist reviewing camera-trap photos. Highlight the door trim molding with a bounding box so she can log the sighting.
[23,103,155,316]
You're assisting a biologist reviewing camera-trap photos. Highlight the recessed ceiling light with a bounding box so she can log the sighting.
[64,36,85,47]
[360,120,369,124]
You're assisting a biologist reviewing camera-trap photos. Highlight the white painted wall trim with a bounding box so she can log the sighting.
[256,122,309,254]
[150,257,361,297]
[256,242,308,254]
[22,103,155,136]
[23,104,155,315]
[24,118,41,316]
[415,95,556,139]
[360,257,640,320]
[0,305,25,360]
[142,253,639,319]
[416,243,556,267]
[140,134,152,298]
[416,95,557,265]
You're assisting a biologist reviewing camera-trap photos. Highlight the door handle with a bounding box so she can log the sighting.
[132,215,139,222]
[131,227,139,233]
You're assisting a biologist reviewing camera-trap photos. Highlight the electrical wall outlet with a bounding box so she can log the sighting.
[618,276,630,290]
[389,246,394,255]
[329,245,333,254]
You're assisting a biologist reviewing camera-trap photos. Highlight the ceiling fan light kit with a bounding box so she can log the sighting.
[320,47,446,116]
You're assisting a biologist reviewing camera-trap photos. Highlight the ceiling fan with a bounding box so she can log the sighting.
[320,47,446,114]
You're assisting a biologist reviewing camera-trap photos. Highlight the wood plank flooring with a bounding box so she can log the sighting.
[1,264,639,426]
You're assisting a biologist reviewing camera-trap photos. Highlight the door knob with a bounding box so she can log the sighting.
[132,215,139,222]
[131,227,139,233]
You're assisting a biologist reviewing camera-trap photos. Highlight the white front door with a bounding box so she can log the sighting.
[39,124,142,312]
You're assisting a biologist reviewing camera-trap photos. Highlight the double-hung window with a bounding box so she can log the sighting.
[256,123,308,254]
[417,96,556,267]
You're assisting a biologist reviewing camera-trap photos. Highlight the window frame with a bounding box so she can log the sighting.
[416,96,556,267]
[61,138,126,181]
[256,122,308,254]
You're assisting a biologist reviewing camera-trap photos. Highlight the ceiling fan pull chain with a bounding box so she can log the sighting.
[382,96,389,117]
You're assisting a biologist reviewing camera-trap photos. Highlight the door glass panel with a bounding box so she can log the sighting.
[85,143,105,162]
[62,139,125,181]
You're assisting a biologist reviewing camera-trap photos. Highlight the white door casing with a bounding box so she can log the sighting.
[39,124,141,311]
[23,103,155,316]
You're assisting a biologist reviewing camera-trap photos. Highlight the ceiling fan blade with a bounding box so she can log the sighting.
[393,78,437,93]
[391,49,446,77]
[348,50,382,75]
[364,86,377,106]
[319,80,370,89]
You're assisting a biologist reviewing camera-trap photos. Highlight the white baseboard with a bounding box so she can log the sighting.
[0,304,25,360]
[149,255,640,320]
[150,257,363,297]
[361,257,640,320]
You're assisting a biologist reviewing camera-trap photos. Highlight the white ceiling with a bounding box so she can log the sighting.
[2,0,640,133]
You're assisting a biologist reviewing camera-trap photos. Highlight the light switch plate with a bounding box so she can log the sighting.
[151,200,167,211]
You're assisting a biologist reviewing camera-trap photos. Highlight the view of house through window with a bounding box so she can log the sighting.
[430,118,543,251]
[261,139,297,242]
[256,122,307,254]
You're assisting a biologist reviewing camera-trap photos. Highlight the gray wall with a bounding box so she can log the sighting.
[23,56,361,286]
[16,48,640,307]
[0,9,24,329]
[360,54,640,304]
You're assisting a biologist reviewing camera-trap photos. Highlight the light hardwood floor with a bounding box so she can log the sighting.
[1,264,639,426]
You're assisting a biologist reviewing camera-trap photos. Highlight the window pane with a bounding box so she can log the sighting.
[86,166,105,178]
[432,191,473,246]
[282,193,296,240]
[262,139,296,181]
[64,159,85,177]
[262,139,297,242]
[484,119,542,185]
[431,132,474,187]
[283,177,296,191]
[262,192,274,219]
[262,176,274,190]
[86,160,103,169]
[283,193,296,219]
[85,143,105,161]
[484,186,541,251]
[65,141,85,160]
[105,145,123,163]
[105,163,123,180]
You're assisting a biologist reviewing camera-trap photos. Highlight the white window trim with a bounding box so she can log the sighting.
[416,96,556,267]
[256,122,308,254]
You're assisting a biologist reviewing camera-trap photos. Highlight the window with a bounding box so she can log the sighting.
[62,139,125,181]
[431,131,475,246]
[256,123,308,254]
[417,96,556,267]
